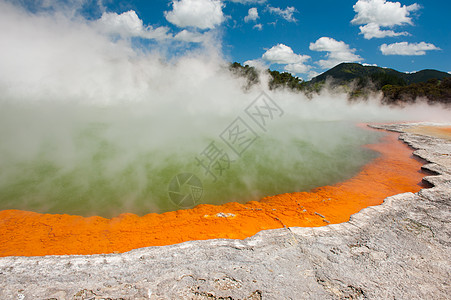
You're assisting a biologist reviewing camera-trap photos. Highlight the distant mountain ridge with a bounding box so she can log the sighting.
[310,63,451,85]
[229,61,451,105]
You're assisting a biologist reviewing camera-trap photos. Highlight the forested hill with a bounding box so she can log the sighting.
[229,62,451,105]
[310,62,451,85]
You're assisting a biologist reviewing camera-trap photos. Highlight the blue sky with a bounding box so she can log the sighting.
[8,0,451,80]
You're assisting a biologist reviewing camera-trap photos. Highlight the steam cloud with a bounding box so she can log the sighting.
[0,1,449,217]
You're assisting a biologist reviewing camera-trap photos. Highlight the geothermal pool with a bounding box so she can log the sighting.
[0,101,382,217]
[0,89,434,258]
[0,93,432,257]
[0,128,427,257]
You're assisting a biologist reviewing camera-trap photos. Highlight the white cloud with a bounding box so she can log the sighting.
[267,6,297,22]
[245,44,312,75]
[165,0,225,29]
[380,42,440,55]
[352,0,419,26]
[244,7,259,22]
[174,29,210,43]
[359,23,409,39]
[284,62,310,74]
[309,37,363,69]
[98,10,210,44]
[228,0,266,4]
[98,10,171,40]
[262,44,310,65]
[351,0,420,39]
[253,23,263,30]
[261,44,311,74]
[309,37,349,52]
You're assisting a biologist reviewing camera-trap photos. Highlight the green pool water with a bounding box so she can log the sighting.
[0,102,382,217]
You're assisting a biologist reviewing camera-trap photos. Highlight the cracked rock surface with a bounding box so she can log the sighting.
[0,123,450,299]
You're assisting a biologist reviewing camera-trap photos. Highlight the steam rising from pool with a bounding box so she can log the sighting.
[0,1,449,217]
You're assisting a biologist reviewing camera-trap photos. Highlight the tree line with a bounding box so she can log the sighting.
[229,62,451,106]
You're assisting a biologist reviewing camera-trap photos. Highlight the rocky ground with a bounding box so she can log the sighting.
[0,123,450,299]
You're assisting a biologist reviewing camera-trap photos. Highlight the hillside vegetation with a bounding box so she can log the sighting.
[229,62,451,105]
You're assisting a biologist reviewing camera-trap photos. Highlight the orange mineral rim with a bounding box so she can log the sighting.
[0,125,431,257]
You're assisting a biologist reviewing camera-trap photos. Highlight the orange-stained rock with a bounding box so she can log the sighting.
[405,125,451,141]
[0,127,429,257]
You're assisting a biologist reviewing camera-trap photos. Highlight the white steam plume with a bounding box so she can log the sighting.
[0,1,449,216]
